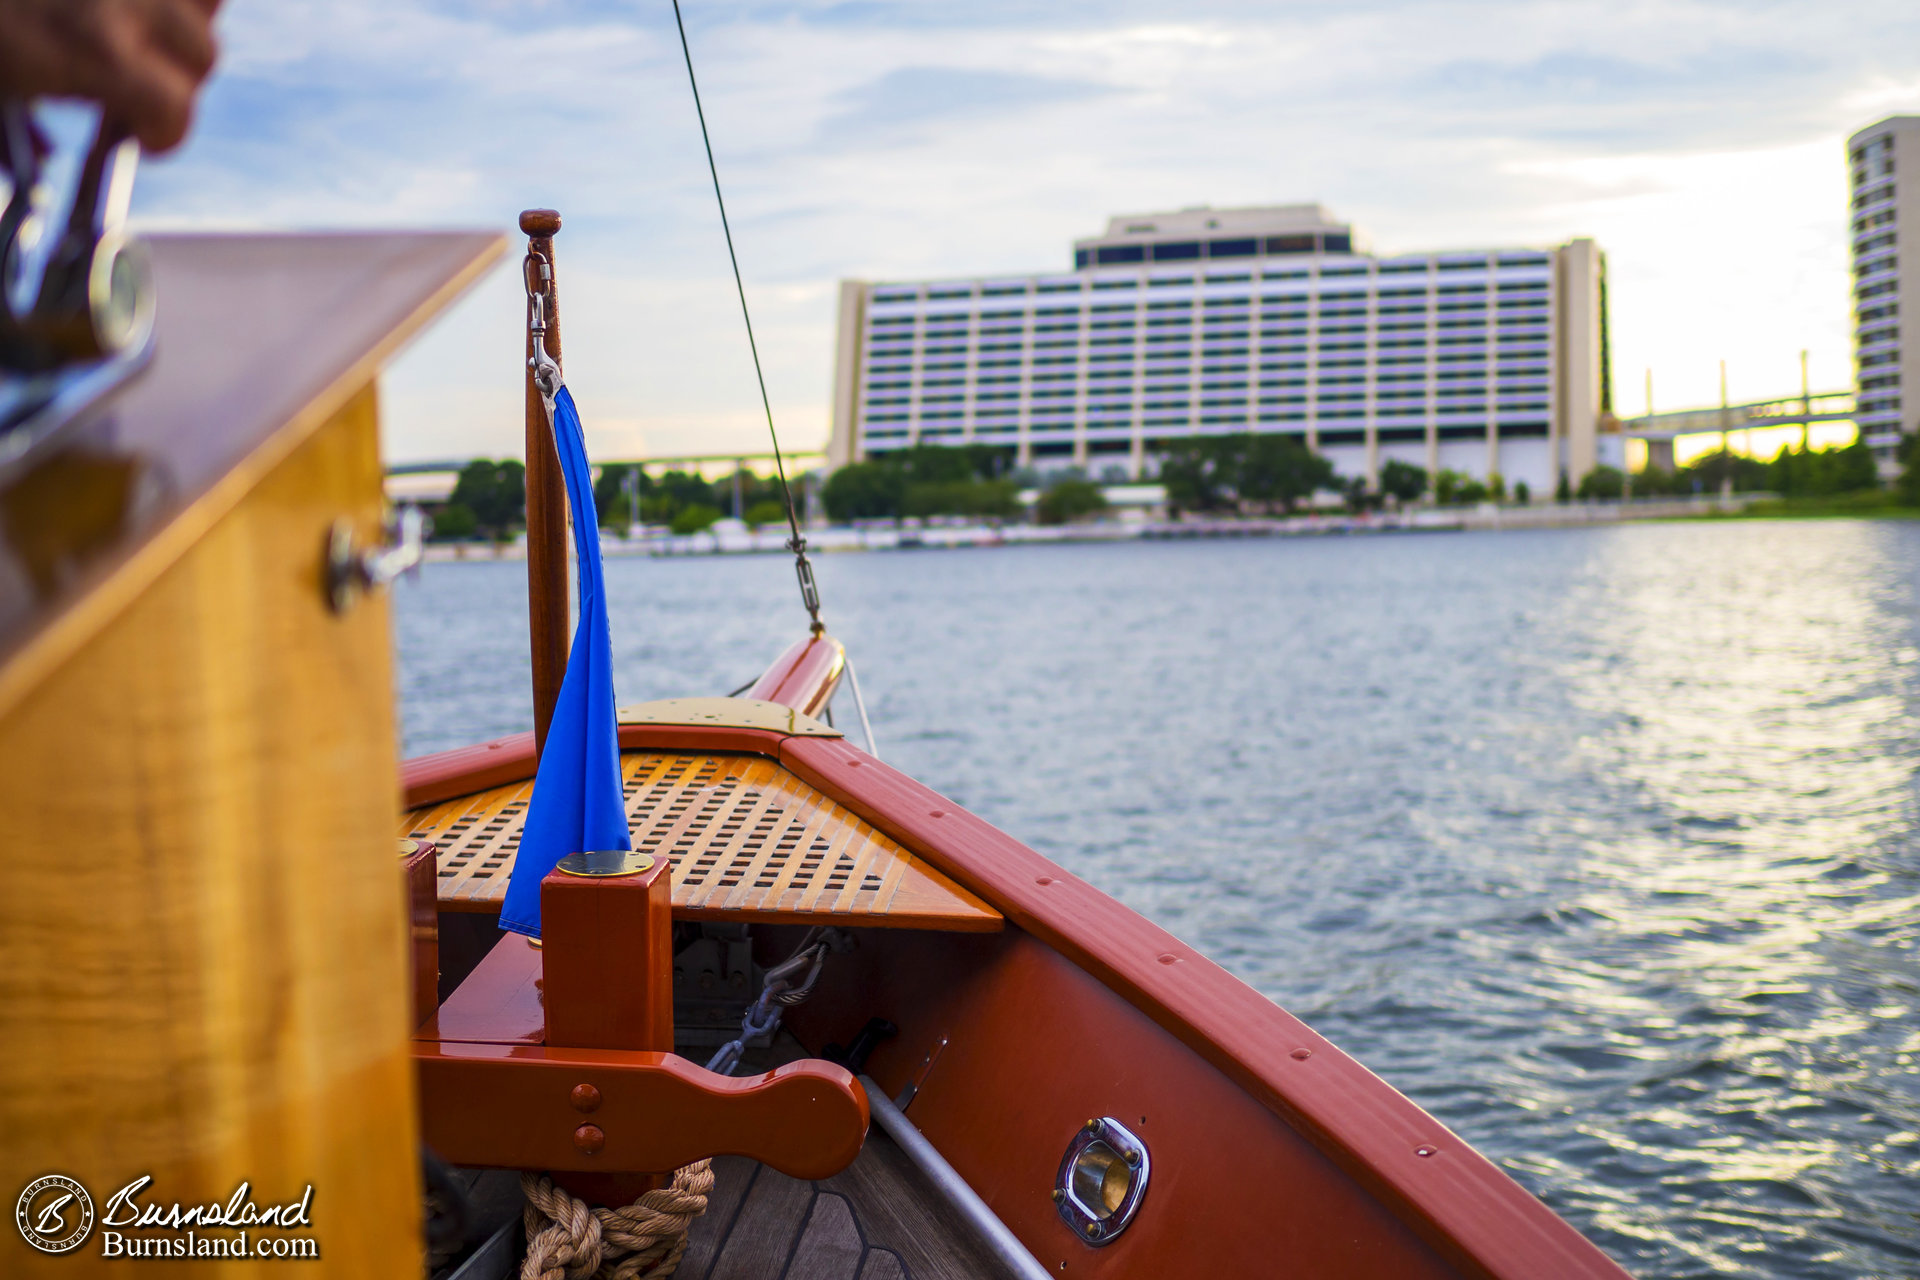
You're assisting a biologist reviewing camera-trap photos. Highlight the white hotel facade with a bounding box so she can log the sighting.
[827,205,1610,494]
[1849,117,1919,468]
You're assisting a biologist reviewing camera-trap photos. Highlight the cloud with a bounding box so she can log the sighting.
[1429,47,1818,108]
[817,66,1117,141]
[109,0,1920,461]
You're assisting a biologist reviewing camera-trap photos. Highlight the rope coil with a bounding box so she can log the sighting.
[519,1163,713,1280]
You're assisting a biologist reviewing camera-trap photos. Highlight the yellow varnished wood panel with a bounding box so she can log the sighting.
[404,751,1003,932]
[0,385,419,1275]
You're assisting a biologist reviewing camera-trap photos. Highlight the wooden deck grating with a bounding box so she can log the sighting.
[401,752,1000,931]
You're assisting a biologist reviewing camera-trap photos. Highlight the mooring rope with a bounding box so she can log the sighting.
[519,1164,713,1280]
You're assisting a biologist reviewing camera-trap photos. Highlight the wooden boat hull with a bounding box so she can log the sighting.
[402,720,1630,1279]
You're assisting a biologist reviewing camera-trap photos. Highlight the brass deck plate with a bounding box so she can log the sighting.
[401,750,1000,932]
[616,697,842,737]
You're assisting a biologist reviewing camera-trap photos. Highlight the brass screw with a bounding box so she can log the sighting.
[1084,1119,1099,1133]
[1051,1189,1063,1203]
[1083,1223,1098,1239]
[1125,1148,1140,1166]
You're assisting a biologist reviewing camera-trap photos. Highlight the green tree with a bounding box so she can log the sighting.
[902,478,1021,519]
[1576,465,1625,499]
[1156,437,1242,513]
[821,446,1021,522]
[654,469,718,515]
[1555,470,1572,503]
[1634,466,1678,496]
[744,499,789,529]
[1342,476,1382,513]
[1433,469,1471,505]
[1035,478,1109,525]
[448,460,525,538]
[1238,433,1335,512]
[593,465,650,530]
[670,504,723,535]
[430,502,477,541]
[822,461,906,521]
[1512,479,1531,504]
[1677,449,1770,493]
[1826,439,1878,493]
[1899,433,1920,506]
[1378,459,1427,504]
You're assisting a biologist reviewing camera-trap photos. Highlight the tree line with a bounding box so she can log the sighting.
[426,432,1899,540]
[431,459,798,540]
[820,446,1109,525]
[1570,438,1879,501]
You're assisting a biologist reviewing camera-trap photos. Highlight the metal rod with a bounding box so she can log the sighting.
[520,208,568,758]
[857,1075,1053,1280]
[844,655,878,759]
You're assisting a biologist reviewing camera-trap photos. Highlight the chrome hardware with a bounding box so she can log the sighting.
[326,506,426,613]
[1054,1117,1150,1246]
[0,103,156,475]
[894,1034,948,1111]
[524,248,561,400]
[2,102,153,372]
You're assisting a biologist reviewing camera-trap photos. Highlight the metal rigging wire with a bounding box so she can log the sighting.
[669,0,825,635]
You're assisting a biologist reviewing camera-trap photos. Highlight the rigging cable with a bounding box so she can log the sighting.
[669,0,825,636]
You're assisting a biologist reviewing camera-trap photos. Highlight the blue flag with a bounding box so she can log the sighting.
[498,384,632,938]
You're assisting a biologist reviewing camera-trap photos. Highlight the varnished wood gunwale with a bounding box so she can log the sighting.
[745,633,846,719]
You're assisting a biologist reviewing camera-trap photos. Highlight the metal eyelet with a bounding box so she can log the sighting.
[1054,1117,1149,1246]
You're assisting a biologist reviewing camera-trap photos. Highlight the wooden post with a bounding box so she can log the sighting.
[541,851,676,1198]
[522,209,568,758]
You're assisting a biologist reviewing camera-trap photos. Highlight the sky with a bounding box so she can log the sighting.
[124,0,1920,466]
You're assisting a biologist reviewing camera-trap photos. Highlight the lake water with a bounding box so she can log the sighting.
[395,521,1920,1279]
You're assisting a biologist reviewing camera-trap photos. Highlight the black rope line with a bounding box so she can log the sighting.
[670,0,824,633]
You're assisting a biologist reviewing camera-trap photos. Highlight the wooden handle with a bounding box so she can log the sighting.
[522,208,568,758]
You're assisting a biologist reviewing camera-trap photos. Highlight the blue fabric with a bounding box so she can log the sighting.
[498,385,631,938]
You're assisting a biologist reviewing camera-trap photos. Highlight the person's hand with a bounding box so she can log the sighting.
[0,0,221,153]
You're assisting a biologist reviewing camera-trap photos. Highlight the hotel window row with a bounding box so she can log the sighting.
[860,259,1554,439]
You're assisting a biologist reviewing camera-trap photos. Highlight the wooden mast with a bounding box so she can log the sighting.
[521,208,568,757]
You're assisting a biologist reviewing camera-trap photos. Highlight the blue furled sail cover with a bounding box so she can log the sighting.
[498,385,631,938]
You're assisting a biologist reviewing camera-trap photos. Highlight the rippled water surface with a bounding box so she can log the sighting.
[396,521,1920,1278]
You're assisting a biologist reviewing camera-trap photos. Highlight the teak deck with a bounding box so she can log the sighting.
[403,751,1002,931]
[683,1141,1012,1280]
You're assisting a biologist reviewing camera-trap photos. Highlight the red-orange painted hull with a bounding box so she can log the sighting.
[400,702,1629,1280]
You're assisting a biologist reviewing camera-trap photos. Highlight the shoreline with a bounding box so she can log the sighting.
[419,493,1793,561]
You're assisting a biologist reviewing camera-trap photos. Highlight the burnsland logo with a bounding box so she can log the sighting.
[14,1175,319,1260]
[15,1175,95,1254]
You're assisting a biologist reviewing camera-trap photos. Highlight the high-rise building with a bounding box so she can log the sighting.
[1848,117,1919,468]
[826,205,1610,495]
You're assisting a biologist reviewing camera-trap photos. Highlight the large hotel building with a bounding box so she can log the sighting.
[826,205,1609,493]
[1849,117,1919,467]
